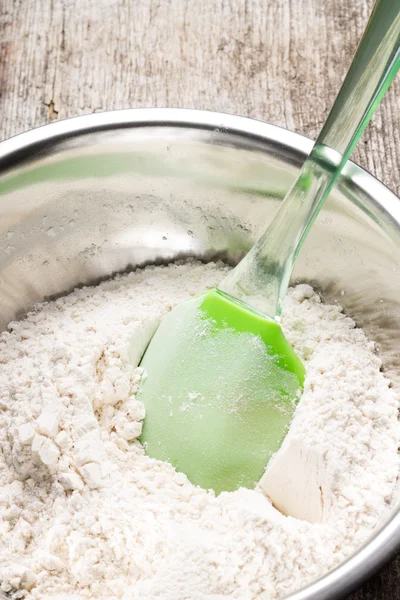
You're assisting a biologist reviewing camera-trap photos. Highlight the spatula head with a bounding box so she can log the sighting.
[138,290,305,493]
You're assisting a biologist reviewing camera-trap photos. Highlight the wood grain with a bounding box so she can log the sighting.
[0,1,399,598]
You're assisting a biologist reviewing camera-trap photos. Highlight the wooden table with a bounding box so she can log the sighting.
[0,1,399,598]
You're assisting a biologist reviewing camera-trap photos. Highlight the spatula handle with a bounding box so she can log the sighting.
[218,0,400,320]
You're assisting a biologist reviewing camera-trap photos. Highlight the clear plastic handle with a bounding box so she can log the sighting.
[219,0,400,320]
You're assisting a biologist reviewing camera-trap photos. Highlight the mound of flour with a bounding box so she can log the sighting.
[0,260,398,600]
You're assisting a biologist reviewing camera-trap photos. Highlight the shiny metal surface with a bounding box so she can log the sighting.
[0,108,399,599]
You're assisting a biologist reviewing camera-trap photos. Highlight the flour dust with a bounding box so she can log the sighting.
[0,260,398,600]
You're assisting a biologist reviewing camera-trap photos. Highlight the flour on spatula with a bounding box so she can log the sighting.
[0,261,398,600]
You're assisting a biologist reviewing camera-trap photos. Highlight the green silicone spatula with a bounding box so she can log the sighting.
[138,0,400,494]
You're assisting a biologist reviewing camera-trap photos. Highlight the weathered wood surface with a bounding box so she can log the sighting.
[0,1,399,598]
[1,0,400,195]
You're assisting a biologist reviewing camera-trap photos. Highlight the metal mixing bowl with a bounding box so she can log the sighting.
[0,109,399,599]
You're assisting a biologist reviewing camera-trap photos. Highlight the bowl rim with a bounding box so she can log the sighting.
[0,107,399,600]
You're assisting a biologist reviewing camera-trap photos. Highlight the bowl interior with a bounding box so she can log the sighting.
[0,110,399,599]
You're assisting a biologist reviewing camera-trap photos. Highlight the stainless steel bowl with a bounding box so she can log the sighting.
[0,108,399,599]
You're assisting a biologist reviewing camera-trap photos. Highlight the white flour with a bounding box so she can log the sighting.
[0,260,398,600]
